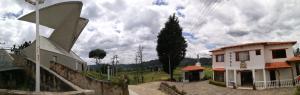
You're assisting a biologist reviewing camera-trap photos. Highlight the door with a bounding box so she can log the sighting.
[241,71,253,86]
[296,64,300,75]
[270,70,276,80]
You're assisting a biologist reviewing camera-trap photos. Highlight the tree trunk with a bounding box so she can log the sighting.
[170,69,174,81]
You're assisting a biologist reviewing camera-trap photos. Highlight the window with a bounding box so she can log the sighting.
[272,49,286,59]
[216,54,224,62]
[236,51,250,61]
[256,50,261,55]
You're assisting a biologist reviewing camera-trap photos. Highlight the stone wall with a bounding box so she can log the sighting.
[11,55,75,92]
[0,70,34,91]
[159,82,185,95]
[50,62,129,95]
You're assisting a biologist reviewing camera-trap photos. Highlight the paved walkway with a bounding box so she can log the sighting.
[129,82,166,95]
[167,81,296,95]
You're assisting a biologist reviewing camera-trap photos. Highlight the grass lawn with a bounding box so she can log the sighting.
[83,67,213,85]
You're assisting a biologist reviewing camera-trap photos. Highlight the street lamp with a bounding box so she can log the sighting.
[25,0,44,92]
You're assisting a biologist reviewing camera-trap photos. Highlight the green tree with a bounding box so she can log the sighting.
[156,14,187,80]
[89,49,107,64]
[295,48,300,56]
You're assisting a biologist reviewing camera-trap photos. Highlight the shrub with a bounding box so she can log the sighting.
[203,68,213,80]
[209,80,226,87]
[294,86,300,95]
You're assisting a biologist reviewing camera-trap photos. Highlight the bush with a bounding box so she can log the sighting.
[294,86,300,95]
[209,80,226,87]
[203,69,213,80]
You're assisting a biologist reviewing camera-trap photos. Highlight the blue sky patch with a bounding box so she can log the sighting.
[152,0,168,6]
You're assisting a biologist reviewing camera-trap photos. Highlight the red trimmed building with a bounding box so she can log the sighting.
[182,62,205,82]
[210,41,300,89]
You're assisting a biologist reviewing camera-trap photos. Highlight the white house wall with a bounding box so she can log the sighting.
[255,70,264,81]
[223,45,265,70]
[264,44,294,63]
[278,69,293,80]
[212,51,225,68]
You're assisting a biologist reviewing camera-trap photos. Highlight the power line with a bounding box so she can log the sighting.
[189,0,228,32]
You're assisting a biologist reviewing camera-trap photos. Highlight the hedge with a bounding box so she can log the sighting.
[209,80,226,87]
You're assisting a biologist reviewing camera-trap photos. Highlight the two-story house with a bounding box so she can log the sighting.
[211,41,300,89]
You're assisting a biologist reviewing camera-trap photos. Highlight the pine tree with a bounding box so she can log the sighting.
[156,14,187,80]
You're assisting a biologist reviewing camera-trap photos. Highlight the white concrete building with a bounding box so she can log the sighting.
[211,41,300,89]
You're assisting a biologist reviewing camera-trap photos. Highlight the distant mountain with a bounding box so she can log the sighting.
[179,57,212,67]
[88,57,212,71]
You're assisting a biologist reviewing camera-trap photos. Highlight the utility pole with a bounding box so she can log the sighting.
[115,55,119,75]
[111,56,115,76]
[135,53,139,82]
[137,45,144,82]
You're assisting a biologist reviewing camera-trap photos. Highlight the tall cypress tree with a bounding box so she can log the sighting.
[156,14,187,80]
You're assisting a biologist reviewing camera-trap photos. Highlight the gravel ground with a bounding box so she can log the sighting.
[129,82,166,95]
[167,80,296,95]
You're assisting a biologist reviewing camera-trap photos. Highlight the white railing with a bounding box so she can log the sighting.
[254,79,294,89]
[279,79,294,87]
[254,81,265,89]
[295,79,300,86]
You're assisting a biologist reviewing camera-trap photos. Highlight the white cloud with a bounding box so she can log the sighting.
[1,0,300,64]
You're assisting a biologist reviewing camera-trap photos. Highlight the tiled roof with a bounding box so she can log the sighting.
[213,68,225,71]
[265,62,291,70]
[182,66,205,71]
[210,41,297,52]
[287,55,300,62]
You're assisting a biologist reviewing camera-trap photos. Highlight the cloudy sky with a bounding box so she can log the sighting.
[0,0,300,64]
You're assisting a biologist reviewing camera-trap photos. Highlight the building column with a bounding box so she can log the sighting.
[277,70,281,87]
[226,69,229,87]
[263,69,267,88]
[234,69,237,87]
[291,66,295,86]
[252,69,256,90]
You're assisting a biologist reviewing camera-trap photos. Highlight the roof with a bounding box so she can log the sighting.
[182,66,205,71]
[0,49,22,72]
[265,62,291,70]
[213,68,225,71]
[210,41,297,52]
[19,1,88,52]
[287,55,300,62]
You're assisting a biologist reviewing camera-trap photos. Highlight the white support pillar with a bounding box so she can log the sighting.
[35,2,41,92]
[226,69,229,87]
[182,72,185,82]
[234,69,237,86]
[252,69,256,85]
[263,69,267,88]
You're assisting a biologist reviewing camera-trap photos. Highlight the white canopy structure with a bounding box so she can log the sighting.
[19,1,88,71]
[19,1,88,52]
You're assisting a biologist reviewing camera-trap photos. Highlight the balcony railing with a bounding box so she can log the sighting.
[254,79,295,89]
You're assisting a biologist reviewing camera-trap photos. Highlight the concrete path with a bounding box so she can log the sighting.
[129,82,166,95]
[129,89,139,95]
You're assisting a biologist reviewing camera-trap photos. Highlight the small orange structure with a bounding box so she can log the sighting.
[182,63,205,82]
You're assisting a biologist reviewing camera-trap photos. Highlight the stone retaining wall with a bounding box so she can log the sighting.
[0,89,86,95]
[50,62,129,95]
[159,82,185,95]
